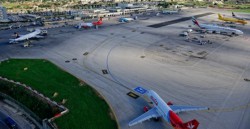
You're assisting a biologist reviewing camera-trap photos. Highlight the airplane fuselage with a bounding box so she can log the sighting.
[218,15,247,25]
[146,90,184,128]
[129,86,204,128]
[9,29,43,43]
[199,23,243,35]
[77,23,93,28]
[232,12,250,20]
[119,18,134,22]
[77,20,102,29]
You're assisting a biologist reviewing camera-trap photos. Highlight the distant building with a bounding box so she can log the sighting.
[0,6,7,20]
[78,0,167,3]
[118,3,134,8]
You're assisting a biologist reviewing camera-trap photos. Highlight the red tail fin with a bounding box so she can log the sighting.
[93,17,103,25]
[182,119,199,129]
[191,17,200,28]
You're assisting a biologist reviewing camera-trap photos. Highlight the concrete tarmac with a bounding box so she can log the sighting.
[0,8,250,129]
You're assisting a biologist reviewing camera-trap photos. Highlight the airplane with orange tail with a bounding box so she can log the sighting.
[129,87,208,129]
[218,14,247,25]
[76,17,103,29]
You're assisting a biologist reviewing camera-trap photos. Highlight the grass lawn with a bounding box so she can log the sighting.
[231,9,250,13]
[0,59,117,129]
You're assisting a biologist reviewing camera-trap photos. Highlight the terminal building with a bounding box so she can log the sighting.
[0,6,7,21]
[77,0,165,3]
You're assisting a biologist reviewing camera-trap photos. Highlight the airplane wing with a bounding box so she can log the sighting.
[86,23,93,27]
[127,18,134,21]
[129,107,160,126]
[170,105,208,114]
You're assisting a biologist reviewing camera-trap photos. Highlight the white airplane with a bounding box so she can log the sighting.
[129,87,208,129]
[162,10,180,14]
[119,17,135,22]
[232,12,250,20]
[9,29,45,43]
[192,17,243,35]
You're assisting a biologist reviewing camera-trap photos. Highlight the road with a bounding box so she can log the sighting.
[0,111,9,129]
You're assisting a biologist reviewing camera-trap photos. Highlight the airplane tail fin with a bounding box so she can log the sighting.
[191,17,201,28]
[182,119,199,129]
[93,17,103,25]
[218,14,223,19]
[9,39,16,43]
[232,12,236,17]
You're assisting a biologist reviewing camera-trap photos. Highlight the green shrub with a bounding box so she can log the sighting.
[0,80,61,119]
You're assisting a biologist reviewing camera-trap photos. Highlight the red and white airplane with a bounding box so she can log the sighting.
[192,17,243,35]
[76,17,103,29]
[129,87,208,129]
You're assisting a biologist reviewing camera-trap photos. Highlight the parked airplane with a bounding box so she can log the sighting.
[76,17,103,29]
[192,17,244,35]
[9,29,45,43]
[119,17,135,22]
[129,87,208,129]
[232,12,250,20]
[218,14,247,25]
[162,9,180,14]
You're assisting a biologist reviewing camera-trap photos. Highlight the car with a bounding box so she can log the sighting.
[179,31,188,37]
[40,30,48,36]
[4,117,18,129]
